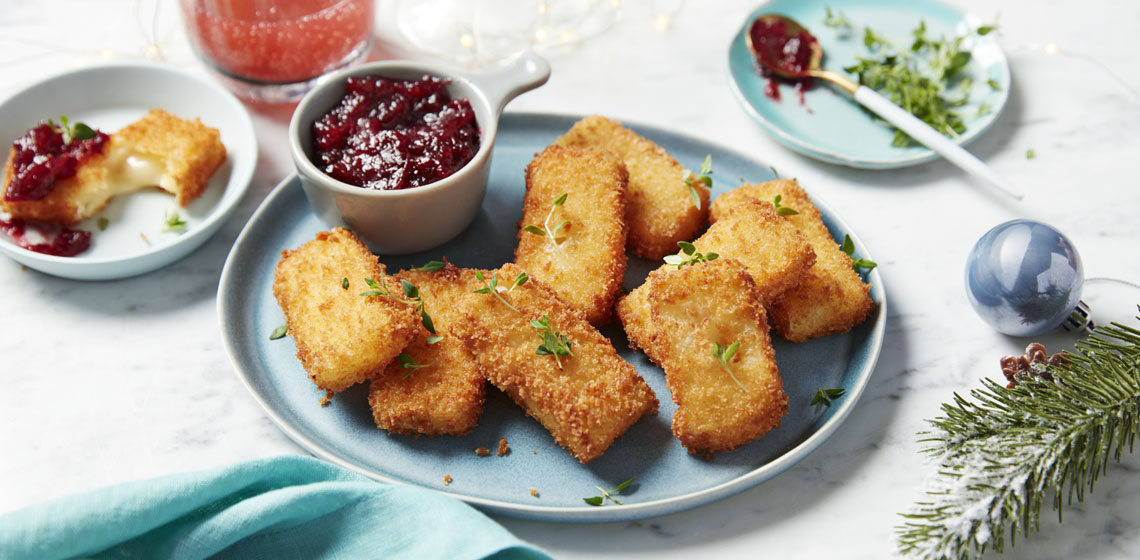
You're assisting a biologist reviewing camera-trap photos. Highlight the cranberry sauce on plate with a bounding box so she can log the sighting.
[311,75,480,191]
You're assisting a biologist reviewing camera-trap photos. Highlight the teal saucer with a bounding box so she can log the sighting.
[727,0,1010,169]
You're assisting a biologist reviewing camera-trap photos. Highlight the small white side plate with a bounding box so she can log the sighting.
[0,62,257,280]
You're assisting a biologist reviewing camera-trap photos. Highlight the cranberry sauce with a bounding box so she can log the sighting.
[749,18,817,105]
[0,218,91,257]
[311,75,480,190]
[5,122,109,202]
[749,18,818,76]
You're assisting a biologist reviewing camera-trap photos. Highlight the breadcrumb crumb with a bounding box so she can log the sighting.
[497,437,510,457]
[443,475,452,485]
[475,447,490,457]
[529,488,539,498]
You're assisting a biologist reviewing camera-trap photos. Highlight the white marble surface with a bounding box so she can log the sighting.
[2,1,1139,558]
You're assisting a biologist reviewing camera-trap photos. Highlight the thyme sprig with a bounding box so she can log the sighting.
[397,353,430,379]
[522,193,571,247]
[51,115,97,144]
[473,271,528,313]
[682,155,713,210]
[824,8,999,147]
[713,342,746,391]
[842,234,877,271]
[663,241,718,269]
[584,477,635,506]
[161,211,187,233]
[772,194,799,216]
[897,317,1140,559]
[811,387,846,407]
[532,314,573,369]
[361,276,437,335]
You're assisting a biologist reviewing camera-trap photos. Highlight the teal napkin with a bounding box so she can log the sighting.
[0,455,550,560]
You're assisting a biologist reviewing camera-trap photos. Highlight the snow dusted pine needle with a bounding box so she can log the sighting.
[897,318,1140,559]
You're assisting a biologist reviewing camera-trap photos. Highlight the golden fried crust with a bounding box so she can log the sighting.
[449,263,658,463]
[515,145,628,325]
[618,259,788,455]
[554,115,709,259]
[1,109,226,224]
[688,199,815,305]
[368,264,486,437]
[273,228,419,395]
[115,108,226,207]
[712,180,874,342]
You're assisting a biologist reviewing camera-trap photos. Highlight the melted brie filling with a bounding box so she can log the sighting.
[107,150,167,194]
[70,148,169,219]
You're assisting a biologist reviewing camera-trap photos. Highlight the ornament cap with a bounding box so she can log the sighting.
[1062,300,1095,333]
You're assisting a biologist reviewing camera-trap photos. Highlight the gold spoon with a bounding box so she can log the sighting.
[746,14,1022,201]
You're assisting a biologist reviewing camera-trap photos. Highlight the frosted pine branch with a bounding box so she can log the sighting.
[897,320,1140,559]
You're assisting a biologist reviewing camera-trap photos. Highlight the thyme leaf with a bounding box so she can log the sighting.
[663,241,718,269]
[841,234,877,271]
[161,210,187,233]
[713,342,746,391]
[772,194,799,216]
[397,353,430,379]
[811,387,846,407]
[682,154,713,210]
[532,314,573,369]
[583,477,635,506]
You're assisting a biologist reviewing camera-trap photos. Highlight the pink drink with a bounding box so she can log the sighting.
[181,0,373,99]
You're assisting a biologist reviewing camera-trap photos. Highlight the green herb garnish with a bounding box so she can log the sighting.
[811,387,846,407]
[1026,148,1036,160]
[823,5,853,31]
[835,15,999,147]
[425,335,444,345]
[397,353,430,379]
[531,314,574,369]
[419,260,445,272]
[584,477,635,506]
[341,277,349,290]
[713,342,746,391]
[522,193,571,247]
[772,194,799,217]
[53,115,97,144]
[987,78,1002,91]
[269,325,288,340]
[681,155,713,210]
[161,211,187,233]
[841,234,877,271]
[360,276,391,297]
[361,276,437,334]
[663,241,718,269]
[97,216,109,231]
[473,271,528,313]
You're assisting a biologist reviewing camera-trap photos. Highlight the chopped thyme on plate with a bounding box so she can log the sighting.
[825,7,1001,147]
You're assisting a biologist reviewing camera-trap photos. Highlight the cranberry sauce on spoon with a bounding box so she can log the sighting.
[746,15,822,103]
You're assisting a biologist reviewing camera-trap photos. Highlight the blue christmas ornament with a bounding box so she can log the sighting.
[965,219,1090,337]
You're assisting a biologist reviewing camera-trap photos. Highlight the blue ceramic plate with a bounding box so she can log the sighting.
[727,0,1010,168]
[218,113,886,522]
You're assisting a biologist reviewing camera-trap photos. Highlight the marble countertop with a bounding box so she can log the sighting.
[2,1,1139,558]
